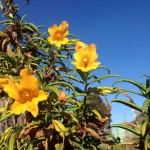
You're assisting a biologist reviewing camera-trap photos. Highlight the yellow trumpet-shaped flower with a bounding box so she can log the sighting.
[47,21,69,48]
[0,78,8,88]
[4,68,48,117]
[71,41,101,72]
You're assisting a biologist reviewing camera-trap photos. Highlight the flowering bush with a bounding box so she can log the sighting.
[0,1,150,150]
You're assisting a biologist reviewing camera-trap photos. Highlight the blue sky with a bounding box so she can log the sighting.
[1,0,150,124]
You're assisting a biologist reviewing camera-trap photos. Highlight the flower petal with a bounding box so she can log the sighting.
[24,101,39,117]
[4,83,20,101]
[0,78,8,88]
[59,21,68,32]
[32,90,48,103]
[20,68,39,91]
[48,24,58,35]
[75,41,87,52]
[10,101,26,115]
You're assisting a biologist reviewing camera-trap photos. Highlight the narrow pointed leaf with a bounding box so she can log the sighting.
[9,132,17,150]
[111,99,142,112]
[91,109,102,119]
[20,14,28,23]
[101,133,118,142]
[116,142,137,146]
[0,112,13,122]
[142,99,150,113]
[48,81,77,96]
[115,89,144,98]
[22,22,38,33]
[88,87,122,95]
[111,124,141,136]
[142,121,148,137]
[96,65,110,74]
[43,85,60,97]
[72,141,86,150]
[57,75,83,83]
[90,144,97,150]
[88,74,120,85]
[144,134,150,150]
[113,78,145,91]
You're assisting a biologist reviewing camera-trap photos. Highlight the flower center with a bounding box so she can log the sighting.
[20,90,33,103]
[83,57,89,68]
[55,31,62,40]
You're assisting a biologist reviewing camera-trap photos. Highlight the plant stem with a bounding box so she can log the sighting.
[81,81,88,141]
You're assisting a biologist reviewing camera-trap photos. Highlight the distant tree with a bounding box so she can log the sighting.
[87,94,107,118]
[132,112,148,126]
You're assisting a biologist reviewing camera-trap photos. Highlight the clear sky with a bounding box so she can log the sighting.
[1,0,150,124]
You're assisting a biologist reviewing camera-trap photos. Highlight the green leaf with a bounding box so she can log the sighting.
[146,88,150,94]
[115,142,136,146]
[52,119,68,133]
[115,89,144,98]
[73,86,83,93]
[43,85,60,97]
[28,37,50,46]
[67,93,86,99]
[57,75,83,83]
[77,69,89,82]
[101,133,118,142]
[111,99,142,112]
[22,22,38,33]
[0,0,3,9]
[113,78,146,91]
[27,143,34,150]
[140,74,150,79]
[96,65,110,74]
[48,81,77,96]
[111,124,141,136]
[142,121,148,137]
[88,74,120,85]
[144,134,150,150]
[1,126,13,144]
[56,143,64,150]
[0,20,12,25]
[65,111,79,123]
[20,14,28,23]
[0,52,16,67]
[57,54,67,58]
[52,111,78,124]
[90,144,97,150]
[91,109,102,119]
[9,131,17,150]
[72,141,86,150]
[142,99,150,113]
[0,112,13,122]
[87,75,99,81]
[88,87,122,95]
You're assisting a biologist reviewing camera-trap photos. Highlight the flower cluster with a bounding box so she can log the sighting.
[0,21,101,118]
[47,21,101,72]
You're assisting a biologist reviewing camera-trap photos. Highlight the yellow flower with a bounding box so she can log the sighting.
[71,41,101,72]
[4,68,48,117]
[0,78,8,88]
[47,21,69,48]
